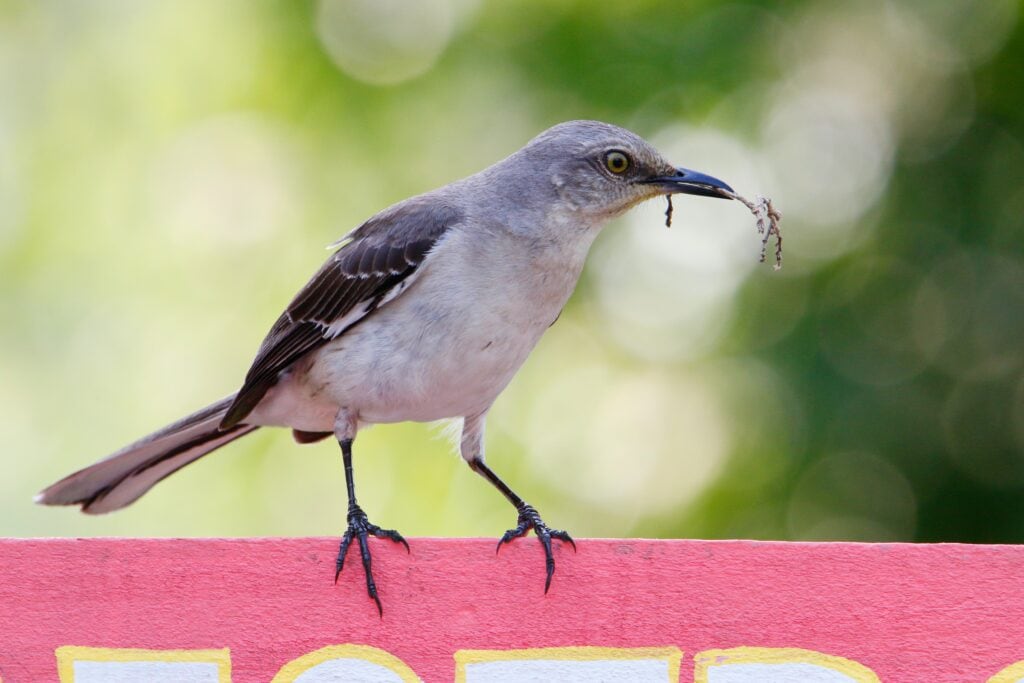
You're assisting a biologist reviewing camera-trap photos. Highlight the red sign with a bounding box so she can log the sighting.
[1,538,1023,681]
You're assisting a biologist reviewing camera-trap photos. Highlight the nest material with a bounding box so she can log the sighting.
[664,190,783,270]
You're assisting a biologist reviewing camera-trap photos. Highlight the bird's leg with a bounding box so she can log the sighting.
[469,457,576,593]
[460,414,574,592]
[334,434,408,616]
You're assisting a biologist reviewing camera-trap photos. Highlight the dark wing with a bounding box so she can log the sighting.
[220,198,462,429]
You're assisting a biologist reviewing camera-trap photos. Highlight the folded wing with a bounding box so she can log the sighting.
[221,197,462,428]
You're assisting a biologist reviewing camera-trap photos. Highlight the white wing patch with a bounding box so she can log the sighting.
[321,269,422,338]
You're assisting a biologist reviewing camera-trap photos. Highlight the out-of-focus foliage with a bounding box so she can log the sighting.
[2,0,1022,543]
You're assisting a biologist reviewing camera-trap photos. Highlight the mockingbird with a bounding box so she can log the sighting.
[37,120,733,613]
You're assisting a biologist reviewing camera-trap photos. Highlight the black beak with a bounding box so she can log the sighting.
[641,167,734,199]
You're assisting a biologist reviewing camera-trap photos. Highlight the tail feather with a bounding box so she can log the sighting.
[36,395,258,514]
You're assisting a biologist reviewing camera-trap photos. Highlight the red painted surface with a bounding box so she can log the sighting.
[1,538,1023,681]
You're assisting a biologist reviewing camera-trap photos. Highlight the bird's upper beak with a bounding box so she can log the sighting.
[641,167,734,199]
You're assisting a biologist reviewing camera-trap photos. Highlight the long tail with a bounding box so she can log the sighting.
[35,395,258,515]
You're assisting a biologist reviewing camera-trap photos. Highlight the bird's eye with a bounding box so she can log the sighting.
[604,151,630,174]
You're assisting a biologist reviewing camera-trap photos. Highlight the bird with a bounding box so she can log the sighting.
[36,120,733,614]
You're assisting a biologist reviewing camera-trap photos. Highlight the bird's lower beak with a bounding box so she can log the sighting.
[641,167,734,199]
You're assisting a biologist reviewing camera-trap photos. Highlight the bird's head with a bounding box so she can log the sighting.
[518,120,733,221]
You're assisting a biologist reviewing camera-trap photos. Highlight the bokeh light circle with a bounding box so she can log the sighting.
[316,0,467,85]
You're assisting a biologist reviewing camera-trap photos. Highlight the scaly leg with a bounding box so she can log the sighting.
[470,458,576,593]
[461,413,574,593]
[334,434,408,616]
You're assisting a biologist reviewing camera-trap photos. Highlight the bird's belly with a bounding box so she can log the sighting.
[253,304,551,431]
[318,306,548,424]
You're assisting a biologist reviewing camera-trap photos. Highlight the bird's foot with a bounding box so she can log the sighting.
[496,502,576,593]
[335,504,409,616]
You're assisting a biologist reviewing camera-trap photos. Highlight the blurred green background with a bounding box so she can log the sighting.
[2,0,1022,544]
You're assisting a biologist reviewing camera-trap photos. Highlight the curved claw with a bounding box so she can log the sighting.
[550,529,577,553]
[377,528,410,554]
[537,530,555,593]
[334,505,408,616]
[334,530,354,583]
[495,503,574,593]
[354,530,382,617]
[496,520,531,554]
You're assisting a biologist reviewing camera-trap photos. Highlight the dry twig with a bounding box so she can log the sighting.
[662,190,782,269]
[716,189,783,270]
